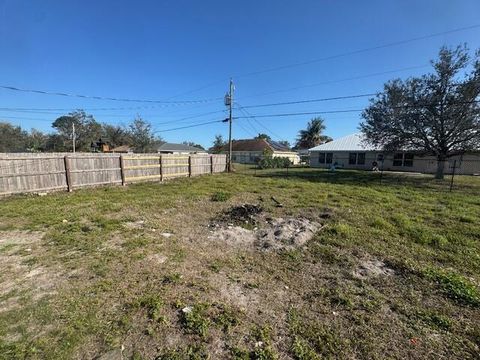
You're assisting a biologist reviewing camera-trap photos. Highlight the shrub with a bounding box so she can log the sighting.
[258,157,292,169]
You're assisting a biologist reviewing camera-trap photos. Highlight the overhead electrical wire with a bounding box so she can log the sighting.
[153,119,224,133]
[235,99,480,119]
[234,102,284,141]
[240,93,377,109]
[0,84,222,104]
[236,24,480,78]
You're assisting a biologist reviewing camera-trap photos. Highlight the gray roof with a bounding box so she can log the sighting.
[309,133,377,152]
[157,143,206,152]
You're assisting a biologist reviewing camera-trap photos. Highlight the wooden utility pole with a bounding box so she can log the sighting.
[227,79,234,172]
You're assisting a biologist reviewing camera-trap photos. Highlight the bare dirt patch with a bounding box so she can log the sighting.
[353,259,395,278]
[0,230,62,313]
[209,204,321,250]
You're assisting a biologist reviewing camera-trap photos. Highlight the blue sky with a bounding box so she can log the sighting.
[1,0,480,148]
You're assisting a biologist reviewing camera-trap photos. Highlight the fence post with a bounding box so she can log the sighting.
[188,155,192,177]
[450,160,457,192]
[210,155,214,174]
[120,155,126,186]
[64,155,73,192]
[159,155,163,181]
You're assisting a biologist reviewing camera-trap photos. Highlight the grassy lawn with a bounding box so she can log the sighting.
[0,168,479,359]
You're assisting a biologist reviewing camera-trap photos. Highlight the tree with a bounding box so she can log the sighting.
[26,129,48,152]
[255,133,272,141]
[52,110,102,152]
[360,45,480,179]
[295,117,332,149]
[128,116,163,153]
[210,134,227,153]
[278,140,291,149]
[182,141,205,150]
[0,122,29,152]
[102,124,132,148]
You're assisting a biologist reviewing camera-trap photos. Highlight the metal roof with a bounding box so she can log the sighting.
[309,133,377,152]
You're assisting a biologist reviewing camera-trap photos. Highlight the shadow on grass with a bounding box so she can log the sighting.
[252,168,480,193]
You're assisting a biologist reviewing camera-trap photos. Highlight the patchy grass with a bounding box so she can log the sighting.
[211,190,232,202]
[0,168,479,359]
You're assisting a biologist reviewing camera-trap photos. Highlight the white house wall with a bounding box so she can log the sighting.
[310,151,480,175]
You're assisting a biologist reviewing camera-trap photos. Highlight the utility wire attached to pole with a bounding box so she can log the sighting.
[225,79,234,172]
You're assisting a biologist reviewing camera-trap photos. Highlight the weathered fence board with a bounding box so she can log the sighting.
[0,153,227,196]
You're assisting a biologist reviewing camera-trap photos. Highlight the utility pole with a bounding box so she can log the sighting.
[226,78,234,172]
[72,122,76,153]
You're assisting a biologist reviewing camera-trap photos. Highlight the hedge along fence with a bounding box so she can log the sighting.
[0,153,227,196]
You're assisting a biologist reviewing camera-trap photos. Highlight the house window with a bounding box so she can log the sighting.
[393,153,414,167]
[318,153,325,164]
[349,153,357,165]
[326,153,333,164]
[318,153,333,164]
[404,153,414,167]
[377,154,384,161]
[393,153,403,166]
[357,153,366,165]
[349,153,366,165]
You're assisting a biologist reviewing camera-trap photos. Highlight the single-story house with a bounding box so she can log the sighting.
[309,133,480,175]
[222,139,300,165]
[157,143,206,154]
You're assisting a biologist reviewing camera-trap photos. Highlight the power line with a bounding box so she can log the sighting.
[235,103,284,141]
[239,64,431,99]
[153,119,224,133]
[0,85,222,104]
[234,100,480,119]
[236,24,480,78]
[240,93,377,109]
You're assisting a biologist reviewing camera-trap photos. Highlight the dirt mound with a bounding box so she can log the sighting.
[210,205,321,251]
[257,217,319,250]
[217,204,263,226]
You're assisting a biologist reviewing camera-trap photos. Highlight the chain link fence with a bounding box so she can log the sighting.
[232,159,480,193]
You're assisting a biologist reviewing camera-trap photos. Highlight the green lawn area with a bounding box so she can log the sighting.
[0,168,479,359]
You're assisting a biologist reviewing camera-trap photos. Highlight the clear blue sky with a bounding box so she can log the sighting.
[1,0,480,148]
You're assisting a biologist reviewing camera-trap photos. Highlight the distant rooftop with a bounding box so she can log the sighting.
[309,133,377,152]
[157,142,206,153]
[224,138,292,152]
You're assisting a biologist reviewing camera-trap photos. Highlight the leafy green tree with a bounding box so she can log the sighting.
[295,117,332,149]
[361,45,480,179]
[0,122,28,152]
[182,141,205,150]
[52,110,102,152]
[278,140,291,149]
[102,124,132,148]
[255,133,272,141]
[25,129,48,152]
[210,134,227,153]
[128,116,163,153]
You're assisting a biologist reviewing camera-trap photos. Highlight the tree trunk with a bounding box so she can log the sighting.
[435,157,446,179]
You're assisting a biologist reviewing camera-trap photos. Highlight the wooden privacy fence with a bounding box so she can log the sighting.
[0,153,227,196]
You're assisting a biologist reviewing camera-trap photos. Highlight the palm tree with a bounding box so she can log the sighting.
[295,117,332,149]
